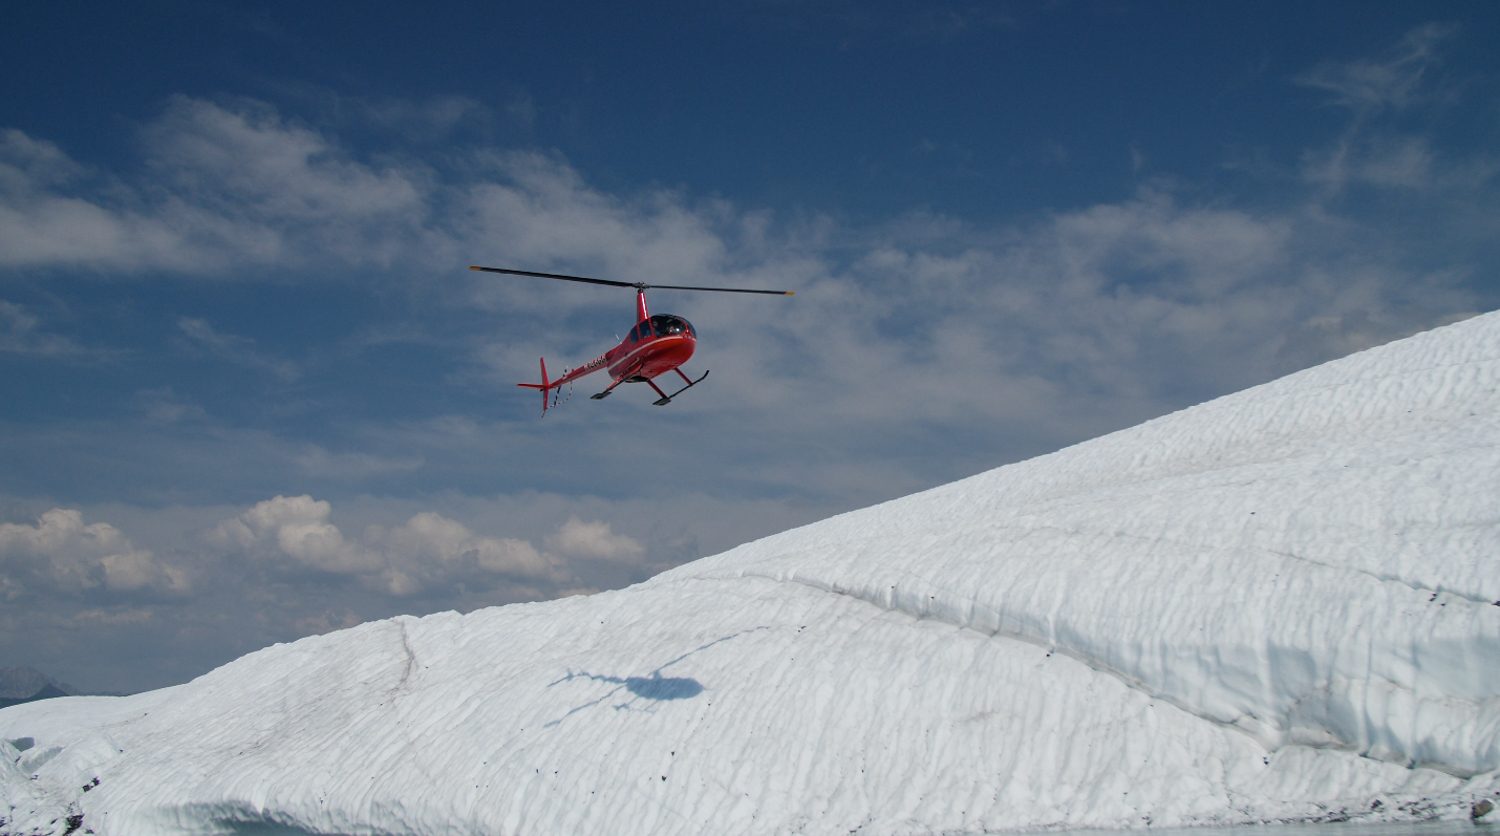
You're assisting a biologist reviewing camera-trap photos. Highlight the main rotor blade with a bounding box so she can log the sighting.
[646,283,795,296]
[469,265,637,289]
[469,265,795,296]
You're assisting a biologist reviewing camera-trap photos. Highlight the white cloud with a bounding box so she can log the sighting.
[545,516,646,562]
[0,99,728,286]
[0,97,433,273]
[378,511,553,594]
[209,495,381,574]
[208,495,564,595]
[710,190,1400,427]
[0,509,189,596]
[0,123,232,272]
[142,97,427,228]
[456,150,731,293]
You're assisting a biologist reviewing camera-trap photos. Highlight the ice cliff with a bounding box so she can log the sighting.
[5,311,1500,835]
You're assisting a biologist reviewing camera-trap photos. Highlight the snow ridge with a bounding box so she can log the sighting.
[4,311,1500,836]
[669,313,1500,778]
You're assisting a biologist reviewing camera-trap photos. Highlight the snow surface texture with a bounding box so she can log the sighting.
[5,311,1500,836]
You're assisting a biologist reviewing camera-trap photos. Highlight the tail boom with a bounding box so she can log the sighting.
[517,354,609,414]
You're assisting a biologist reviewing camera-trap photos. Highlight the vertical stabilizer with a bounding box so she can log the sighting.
[538,357,550,414]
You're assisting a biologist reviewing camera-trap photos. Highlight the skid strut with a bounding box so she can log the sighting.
[590,377,625,400]
[651,368,710,405]
[592,359,645,401]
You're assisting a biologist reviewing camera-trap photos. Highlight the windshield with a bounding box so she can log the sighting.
[650,315,694,336]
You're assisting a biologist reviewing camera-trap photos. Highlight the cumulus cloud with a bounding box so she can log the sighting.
[207,495,585,596]
[0,509,189,597]
[377,511,553,594]
[545,516,646,562]
[209,494,380,574]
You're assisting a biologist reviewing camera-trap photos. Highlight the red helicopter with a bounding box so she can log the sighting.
[469,265,794,413]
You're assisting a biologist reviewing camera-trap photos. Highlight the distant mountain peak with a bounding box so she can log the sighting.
[0,667,74,701]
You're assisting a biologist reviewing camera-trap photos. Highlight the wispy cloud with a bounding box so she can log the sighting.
[132,387,207,424]
[0,300,88,358]
[1295,23,1497,195]
[1295,22,1457,114]
[0,128,87,191]
[0,97,433,274]
[293,447,424,480]
[178,317,301,380]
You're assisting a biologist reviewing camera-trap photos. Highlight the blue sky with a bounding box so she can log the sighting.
[2,1,1498,694]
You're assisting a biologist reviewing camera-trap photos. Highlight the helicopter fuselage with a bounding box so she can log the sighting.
[605,313,697,381]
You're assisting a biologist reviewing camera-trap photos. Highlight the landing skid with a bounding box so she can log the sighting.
[591,368,708,404]
[590,368,636,400]
[650,369,710,406]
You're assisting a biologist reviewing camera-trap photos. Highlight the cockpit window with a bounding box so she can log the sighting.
[650,315,693,336]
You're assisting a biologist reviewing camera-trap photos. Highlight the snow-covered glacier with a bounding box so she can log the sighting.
[6,311,1500,836]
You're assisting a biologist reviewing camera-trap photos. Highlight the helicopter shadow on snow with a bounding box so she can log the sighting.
[542,627,769,727]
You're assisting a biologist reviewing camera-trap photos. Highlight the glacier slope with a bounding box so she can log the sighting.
[4,310,1500,836]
